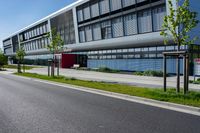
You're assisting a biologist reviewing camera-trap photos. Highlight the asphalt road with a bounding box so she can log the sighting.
[0,74,200,133]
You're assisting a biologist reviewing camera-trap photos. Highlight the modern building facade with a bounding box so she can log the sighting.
[3,0,200,74]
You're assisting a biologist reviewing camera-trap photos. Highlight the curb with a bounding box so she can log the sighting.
[6,73,200,116]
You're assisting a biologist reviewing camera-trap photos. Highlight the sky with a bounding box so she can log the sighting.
[0,0,75,49]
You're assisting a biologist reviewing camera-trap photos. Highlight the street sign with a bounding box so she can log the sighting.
[194,58,200,76]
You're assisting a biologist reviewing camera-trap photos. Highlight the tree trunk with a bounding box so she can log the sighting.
[176,45,180,93]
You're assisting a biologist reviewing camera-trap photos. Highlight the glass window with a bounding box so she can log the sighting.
[123,0,136,7]
[93,23,102,40]
[149,47,157,51]
[79,27,85,43]
[100,0,110,15]
[157,46,165,51]
[77,9,84,22]
[83,6,90,20]
[149,54,156,58]
[37,27,40,35]
[128,54,134,58]
[135,54,141,58]
[135,48,141,52]
[110,0,122,11]
[85,25,93,42]
[43,25,47,33]
[137,0,147,3]
[112,17,124,37]
[101,20,112,39]
[153,6,166,31]
[166,46,175,50]
[91,2,99,18]
[138,9,152,33]
[40,26,43,34]
[141,48,148,51]
[124,13,137,35]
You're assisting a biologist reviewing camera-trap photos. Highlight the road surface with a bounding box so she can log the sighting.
[0,73,200,133]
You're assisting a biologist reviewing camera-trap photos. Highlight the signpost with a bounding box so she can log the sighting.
[194,58,200,81]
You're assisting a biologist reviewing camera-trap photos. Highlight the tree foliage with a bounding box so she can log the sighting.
[16,47,26,73]
[47,28,64,55]
[0,49,8,69]
[160,0,199,46]
[16,47,26,63]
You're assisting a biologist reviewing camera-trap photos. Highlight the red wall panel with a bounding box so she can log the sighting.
[61,54,77,68]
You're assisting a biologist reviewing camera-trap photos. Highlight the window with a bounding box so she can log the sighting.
[138,9,152,33]
[93,23,102,40]
[77,9,84,22]
[123,0,136,7]
[112,17,124,37]
[37,27,40,35]
[157,46,165,51]
[43,25,47,33]
[124,13,138,35]
[149,47,157,51]
[137,0,147,3]
[153,6,166,31]
[83,6,90,20]
[91,2,99,18]
[101,20,112,39]
[100,0,110,15]
[110,0,122,11]
[79,27,85,43]
[85,26,93,42]
[40,26,43,34]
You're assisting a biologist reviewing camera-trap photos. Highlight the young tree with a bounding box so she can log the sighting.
[47,28,64,77]
[160,0,199,92]
[16,47,26,73]
[0,49,8,70]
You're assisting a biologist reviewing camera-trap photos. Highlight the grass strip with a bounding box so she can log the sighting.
[4,65,40,70]
[15,72,200,107]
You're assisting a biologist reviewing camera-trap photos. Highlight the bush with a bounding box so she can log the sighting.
[197,78,200,82]
[133,71,144,76]
[144,70,163,77]
[97,67,120,73]
[133,70,163,77]
[0,51,8,70]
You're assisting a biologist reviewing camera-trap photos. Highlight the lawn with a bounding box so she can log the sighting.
[4,65,40,70]
[15,72,200,107]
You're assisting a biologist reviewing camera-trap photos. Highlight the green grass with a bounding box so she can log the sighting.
[190,78,200,84]
[15,72,200,107]
[133,70,163,77]
[4,65,40,70]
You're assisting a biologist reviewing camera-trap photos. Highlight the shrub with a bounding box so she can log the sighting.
[0,51,8,70]
[133,70,163,77]
[144,70,163,77]
[133,71,144,76]
[98,67,120,73]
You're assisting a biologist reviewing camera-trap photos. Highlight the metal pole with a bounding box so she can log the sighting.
[183,55,187,94]
[163,55,167,92]
[57,57,59,76]
[48,60,50,77]
[176,55,180,93]
[186,55,189,92]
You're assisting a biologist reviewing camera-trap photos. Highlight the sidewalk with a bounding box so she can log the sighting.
[5,67,200,90]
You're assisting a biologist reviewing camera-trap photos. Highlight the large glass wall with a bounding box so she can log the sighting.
[50,10,75,45]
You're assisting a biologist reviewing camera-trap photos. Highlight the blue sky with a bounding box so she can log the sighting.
[0,0,74,49]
